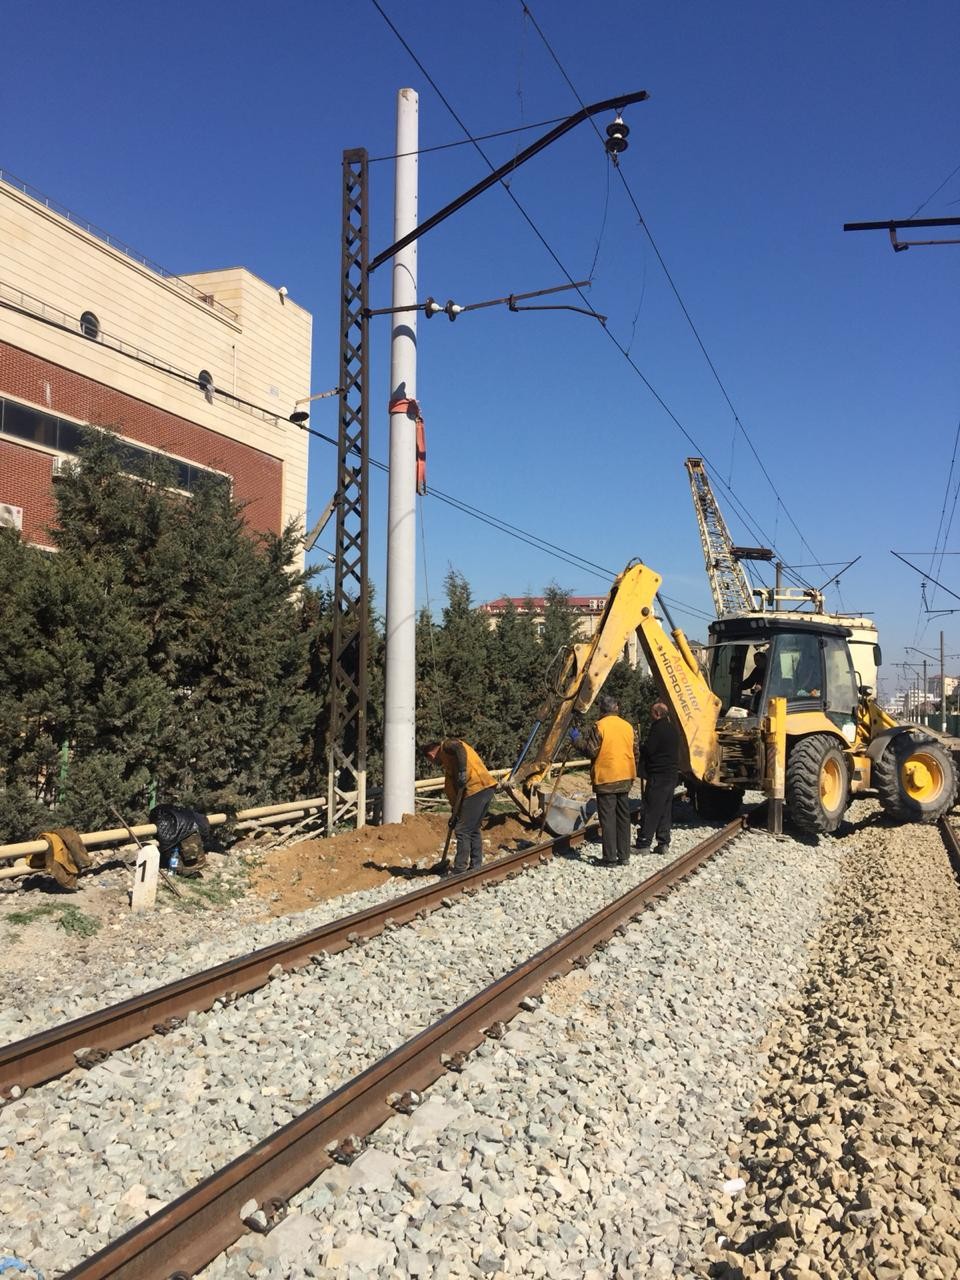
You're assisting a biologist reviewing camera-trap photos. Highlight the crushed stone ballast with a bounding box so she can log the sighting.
[59,821,746,1279]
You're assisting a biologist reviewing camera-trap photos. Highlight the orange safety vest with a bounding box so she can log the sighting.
[591,715,637,787]
[438,740,496,804]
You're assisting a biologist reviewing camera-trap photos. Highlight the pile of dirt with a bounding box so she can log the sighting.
[251,809,537,916]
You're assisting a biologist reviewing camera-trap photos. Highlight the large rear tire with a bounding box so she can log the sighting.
[786,734,849,835]
[688,780,744,821]
[874,730,958,824]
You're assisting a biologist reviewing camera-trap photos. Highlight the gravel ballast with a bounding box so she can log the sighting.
[697,814,960,1280]
[0,813,795,1276]
[8,803,953,1279]
[195,820,842,1280]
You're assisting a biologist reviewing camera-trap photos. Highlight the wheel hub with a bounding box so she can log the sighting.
[902,753,942,802]
[820,758,843,810]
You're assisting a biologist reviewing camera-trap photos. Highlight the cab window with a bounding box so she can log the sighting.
[823,635,858,716]
[768,633,822,701]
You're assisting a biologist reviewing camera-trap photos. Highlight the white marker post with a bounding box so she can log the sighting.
[131,841,160,912]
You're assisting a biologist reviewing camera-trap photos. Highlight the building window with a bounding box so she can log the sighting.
[79,311,100,340]
[0,397,229,498]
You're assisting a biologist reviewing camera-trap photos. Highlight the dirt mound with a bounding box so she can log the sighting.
[251,809,536,916]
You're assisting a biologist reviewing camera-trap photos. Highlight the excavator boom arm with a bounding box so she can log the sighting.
[508,562,721,818]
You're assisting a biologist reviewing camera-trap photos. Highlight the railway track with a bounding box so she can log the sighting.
[938,813,960,880]
[0,828,586,1098]
[54,818,746,1279]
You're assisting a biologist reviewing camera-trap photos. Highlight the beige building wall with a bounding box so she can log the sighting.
[0,179,311,535]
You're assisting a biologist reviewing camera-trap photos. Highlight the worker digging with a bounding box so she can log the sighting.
[421,738,497,874]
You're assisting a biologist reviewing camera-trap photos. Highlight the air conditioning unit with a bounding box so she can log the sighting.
[0,503,23,531]
[51,456,72,479]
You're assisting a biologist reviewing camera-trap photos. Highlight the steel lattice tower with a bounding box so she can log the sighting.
[328,149,370,830]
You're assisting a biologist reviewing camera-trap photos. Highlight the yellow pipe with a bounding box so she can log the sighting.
[0,760,590,864]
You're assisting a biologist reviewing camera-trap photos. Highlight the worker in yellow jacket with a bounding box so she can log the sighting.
[422,738,497,873]
[569,695,639,867]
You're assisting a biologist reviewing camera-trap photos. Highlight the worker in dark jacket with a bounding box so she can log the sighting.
[636,702,681,853]
[569,695,639,867]
[422,738,496,873]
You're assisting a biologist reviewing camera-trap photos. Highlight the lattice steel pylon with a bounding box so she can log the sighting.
[328,149,370,830]
[685,458,756,618]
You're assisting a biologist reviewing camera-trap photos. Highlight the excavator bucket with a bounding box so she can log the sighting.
[539,789,596,837]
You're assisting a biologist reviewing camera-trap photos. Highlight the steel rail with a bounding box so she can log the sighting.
[0,827,590,1096]
[938,815,960,881]
[62,817,745,1280]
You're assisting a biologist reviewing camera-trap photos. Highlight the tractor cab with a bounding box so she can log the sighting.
[708,615,860,743]
[703,612,956,835]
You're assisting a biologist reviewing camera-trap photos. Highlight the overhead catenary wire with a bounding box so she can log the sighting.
[518,0,834,597]
[292,416,714,624]
[368,1,826,604]
[926,417,960,611]
[907,158,960,220]
[366,113,570,163]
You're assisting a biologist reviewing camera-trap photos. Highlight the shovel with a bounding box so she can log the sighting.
[111,805,182,899]
[434,786,466,876]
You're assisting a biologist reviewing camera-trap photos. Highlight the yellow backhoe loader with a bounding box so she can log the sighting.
[505,560,957,837]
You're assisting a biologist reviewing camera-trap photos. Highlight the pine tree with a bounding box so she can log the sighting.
[419,570,496,761]
[540,582,579,657]
[415,603,446,756]
[0,531,62,838]
[485,599,542,767]
[52,427,316,819]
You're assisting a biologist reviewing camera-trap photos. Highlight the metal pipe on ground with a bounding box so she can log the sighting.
[0,761,589,865]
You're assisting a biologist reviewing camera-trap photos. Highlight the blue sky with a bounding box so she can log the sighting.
[4,0,959,697]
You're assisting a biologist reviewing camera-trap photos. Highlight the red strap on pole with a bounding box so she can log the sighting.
[388,397,426,496]
[415,415,427,495]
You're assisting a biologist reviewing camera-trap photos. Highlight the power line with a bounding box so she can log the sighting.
[907,158,960,220]
[293,416,714,622]
[929,418,960,608]
[367,113,569,162]
[368,1,821,600]
[519,1,833,596]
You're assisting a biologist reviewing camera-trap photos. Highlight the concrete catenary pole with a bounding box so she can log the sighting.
[383,87,419,824]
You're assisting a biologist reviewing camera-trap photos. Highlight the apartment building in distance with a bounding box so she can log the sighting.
[0,171,311,553]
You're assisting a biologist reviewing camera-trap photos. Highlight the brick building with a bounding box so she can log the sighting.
[0,171,311,552]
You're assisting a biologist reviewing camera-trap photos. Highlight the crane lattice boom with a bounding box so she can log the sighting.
[685,458,756,617]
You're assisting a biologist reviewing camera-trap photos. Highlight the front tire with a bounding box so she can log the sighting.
[874,730,958,824]
[786,734,849,835]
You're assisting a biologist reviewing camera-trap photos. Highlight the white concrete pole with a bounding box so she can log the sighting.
[383,88,419,824]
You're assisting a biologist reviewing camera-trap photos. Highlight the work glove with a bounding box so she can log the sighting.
[456,771,467,789]
[568,726,582,745]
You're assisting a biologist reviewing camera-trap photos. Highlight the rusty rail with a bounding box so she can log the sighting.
[0,828,592,1096]
[62,817,745,1280]
[938,815,960,881]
